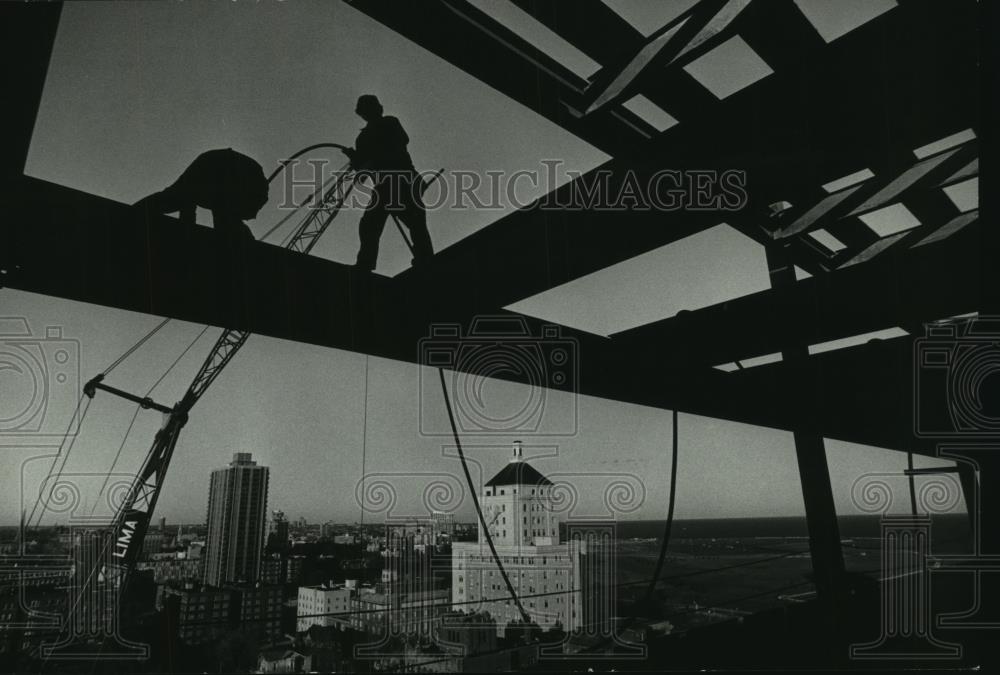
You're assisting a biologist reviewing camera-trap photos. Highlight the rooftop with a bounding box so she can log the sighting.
[485,461,553,488]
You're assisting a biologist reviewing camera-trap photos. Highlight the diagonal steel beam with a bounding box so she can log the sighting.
[345,0,654,155]
[1,2,62,177]
[777,142,977,239]
[582,0,753,114]
[385,0,977,318]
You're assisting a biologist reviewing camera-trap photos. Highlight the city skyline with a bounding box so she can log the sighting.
[8,408,960,527]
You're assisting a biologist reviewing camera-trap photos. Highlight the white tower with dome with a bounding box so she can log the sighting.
[452,441,585,635]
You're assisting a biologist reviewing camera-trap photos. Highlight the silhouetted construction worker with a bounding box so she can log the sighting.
[343,95,433,270]
[134,148,269,240]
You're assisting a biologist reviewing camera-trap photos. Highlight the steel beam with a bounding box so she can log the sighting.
[386,0,978,317]
[2,175,959,457]
[344,0,653,156]
[0,2,62,177]
[764,239,845,621]
[612,212,979,367]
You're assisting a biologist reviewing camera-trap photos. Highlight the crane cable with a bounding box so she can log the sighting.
[93,142,352,379]
[645,408,680,602]
[91,325,212,515]
[27,324,213,531]
[89,141,433,376]
[262,160,354,245]
[24,319,174,531]
[388,168,444,255]
[23,394,93,532]
[437,368,532,626]
[360,354,369,535]
[101,317,172,377]
[25,144,334,534]
[263,142,349,185]
[580,409,679,655]
[29,141,426,536]
[38,141,355,533]
[28,141,357,653]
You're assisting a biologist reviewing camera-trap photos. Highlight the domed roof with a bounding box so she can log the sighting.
[485,461,552,488]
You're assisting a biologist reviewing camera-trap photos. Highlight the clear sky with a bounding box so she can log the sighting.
[6,0,954,526]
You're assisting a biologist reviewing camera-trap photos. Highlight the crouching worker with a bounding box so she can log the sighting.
[134,148,269,241]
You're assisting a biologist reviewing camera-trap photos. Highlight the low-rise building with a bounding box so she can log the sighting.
[136,557,203,584]
[286,556,304,584]
[161,583,232,646]
[261,554,286,585]
[230,583,284,643]
[297,583,353,632]
[257,647,311,674]
[160,581,284,646]
[351,587,449,640]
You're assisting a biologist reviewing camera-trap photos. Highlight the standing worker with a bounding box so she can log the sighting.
[134,148,269,241]
[343,95,433,270]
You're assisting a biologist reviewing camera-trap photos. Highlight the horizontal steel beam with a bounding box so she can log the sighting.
[610,212,979,367]
[720,332,965,457]
[0,176,754,426]
[2,176,954,455]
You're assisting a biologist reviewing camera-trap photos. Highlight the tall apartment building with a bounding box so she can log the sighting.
[452,442,584,635]
[203,452,269,587]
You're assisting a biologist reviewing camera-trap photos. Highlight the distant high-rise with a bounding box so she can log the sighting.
[203,452,269,587]
[268,509,289,548]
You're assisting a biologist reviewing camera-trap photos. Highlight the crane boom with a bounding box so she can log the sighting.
[79,165,358,597]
